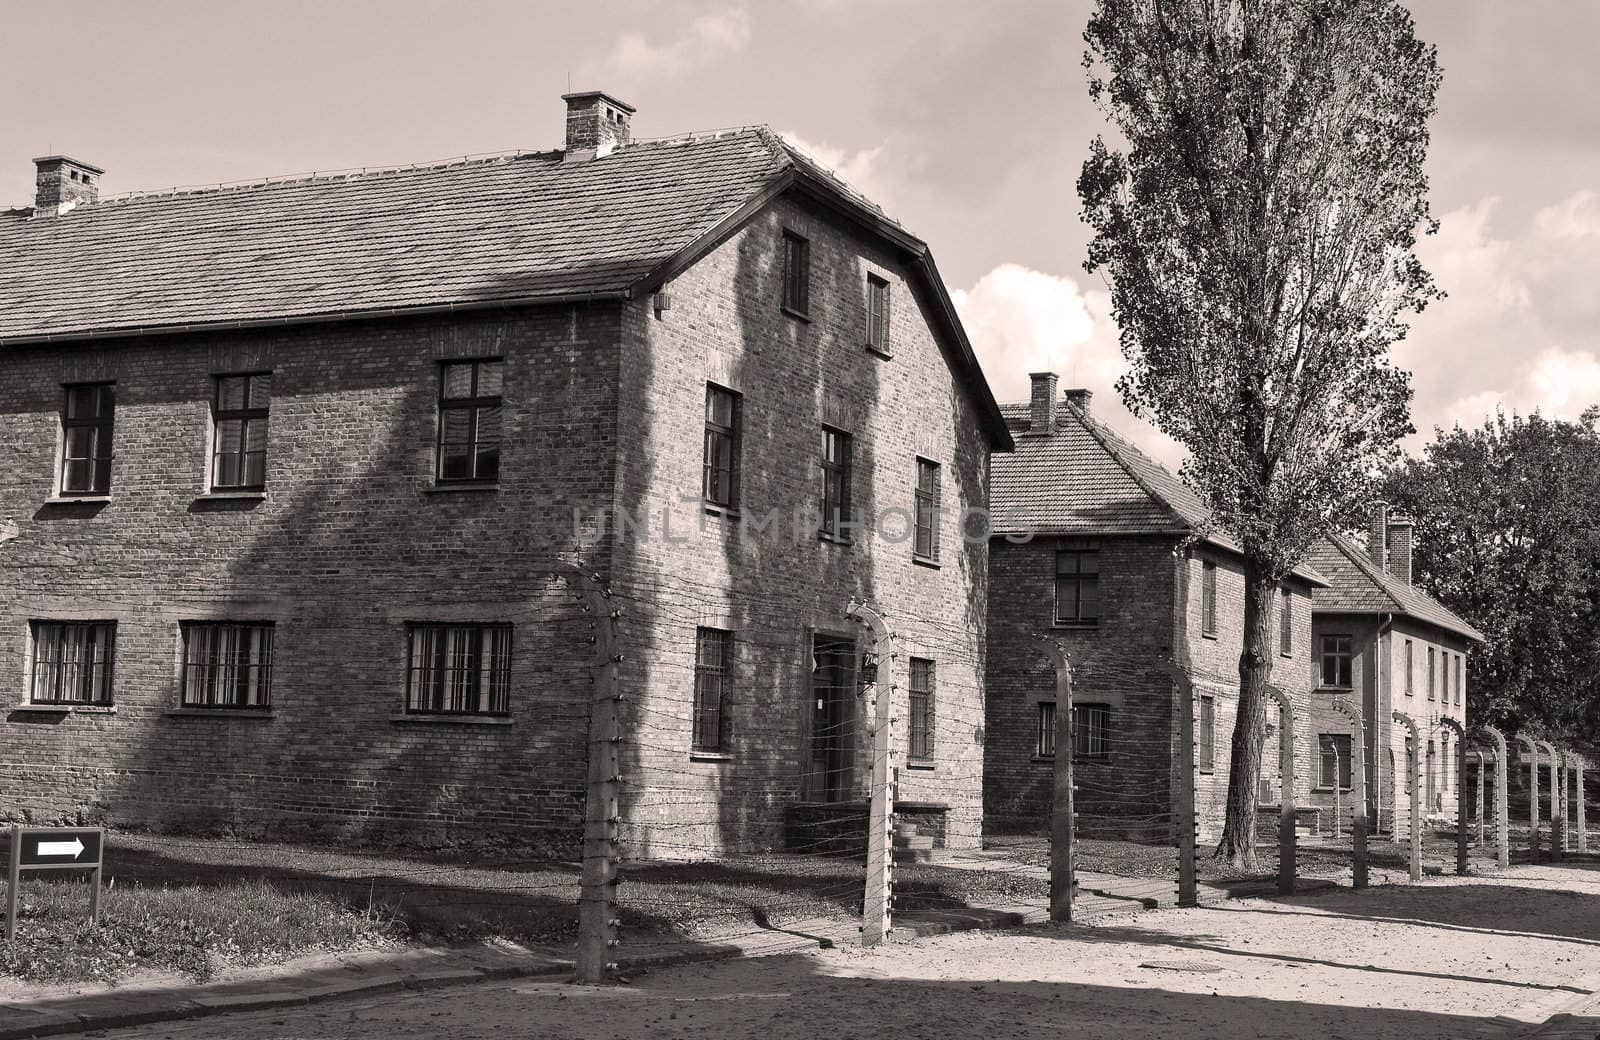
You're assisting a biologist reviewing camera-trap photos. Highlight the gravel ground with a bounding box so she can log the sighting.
[99,862,1600,1040]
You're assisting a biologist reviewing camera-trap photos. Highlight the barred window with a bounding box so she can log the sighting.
[1405,639,1414,696]
[1455,654,1463,705]
[907,658,935,763]
[820,427,852,539]
[182,622,273,708]
[1074,703,1111,758]
[914,458,941,562]
[1199,695,1215,771]
[1201,560,1218,636]
[405,624,512,715]
[212,373,271,490]
[436,359,502,483]
[866,274,891,352]
[692,627,731,753]
[1320,635,1353,689]
[1427,646,1436,700]
[1278,586,1292,656]
[702,385,741,510]
[1036,702,1056,758]
[782,230,810,316]
[1055,545,1100,624]
[30,621,115,705]
[60,384,115,495]
[1318,734,1353,790]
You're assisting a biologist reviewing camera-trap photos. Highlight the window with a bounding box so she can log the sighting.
[211,373,271,490]
[782,231,810,316]
[1404,640,1414,696]
[1054,545,1100,624]
[692,627,731,752]
[1074,703,1111,758]
[1455,654,1462,706]
[181,622,273,708]
[1439,733,1450,792]
[1199,695,1215,772]
[702,385,741,510]
[30,621,115,705]
[820,427,852,539]
[60,383,115,495]
[1201,560,1218,637]
[866,274,891,352]
[436,359,502,483]
[914,458,941,562]
[1278,586,1292,656]
[1426,739,1436,806]
[1036,702,1057,758]
[907,658,935,763]
[1427,646,1436,700]
[1318,734,1353,790]
[1405,736,1416,791]
[405,624,512,715]
[1320,635,1353,688]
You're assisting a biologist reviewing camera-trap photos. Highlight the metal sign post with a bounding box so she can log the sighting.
[6,825,105,942]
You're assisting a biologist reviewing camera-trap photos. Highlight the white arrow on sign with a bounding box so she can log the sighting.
[37,838,86,859]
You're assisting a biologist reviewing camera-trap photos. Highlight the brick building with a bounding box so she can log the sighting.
[1305,506,1483,836]
[0,93,1011,855]
[984,375,1324,841]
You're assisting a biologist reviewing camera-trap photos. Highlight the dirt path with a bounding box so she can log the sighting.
[105,864,1600,1040]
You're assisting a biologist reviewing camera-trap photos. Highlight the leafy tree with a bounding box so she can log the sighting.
[1079,0,1441,867]
[1381,410,1600,740]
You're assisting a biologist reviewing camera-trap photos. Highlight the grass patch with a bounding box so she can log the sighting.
[0,875,402,984]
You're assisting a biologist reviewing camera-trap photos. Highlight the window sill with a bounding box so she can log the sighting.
[781,306,812,324]
[44,495,110,505]
[904,760,936,771]
[1031,756,1054,765]
[1052,621,1099,630]
[165,708,274,719]
[1199,768,1216,776]
[689,751,733,763]
[703,505,741,521]
[424,483,500,495]
[1200,631,1218,641]
[389,713,512,726]
[866,344,893,361]
[818,531,853,547]
[12,704,115,715]
[911,555,941,570]
[196,490,266,501]
[1311,787,1355,795]
[1315,686,1355,694]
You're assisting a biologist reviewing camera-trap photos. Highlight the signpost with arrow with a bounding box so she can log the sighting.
[6,825,104,941]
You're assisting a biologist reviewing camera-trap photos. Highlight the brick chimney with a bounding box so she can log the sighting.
[1027,372,1059,434]
[33,155,103,215]
[562,91,634,160]
[1366,501,1388,574]
[1064,388,1094,412]
[1386,516,1414,584]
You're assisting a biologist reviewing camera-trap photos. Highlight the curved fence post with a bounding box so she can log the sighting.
[1474,749,1486,845]
[1516,733,1540,857]
[1040,639,1075,922]
[847,600,895,947]
[1332,698,1366,888]
[1481,726,1510,869]
[1266,684,1296,894]
[1170,666,1198,909]
[1537,739,1561,861]
[1440,717,1469,875]
[1394,710,1422,881]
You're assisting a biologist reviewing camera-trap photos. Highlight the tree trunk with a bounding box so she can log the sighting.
[1216,558,1277,869]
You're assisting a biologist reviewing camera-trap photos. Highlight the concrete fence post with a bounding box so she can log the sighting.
[1516,734,1540,857]
[1040,640,1076,922]
[1440,717,1469,875]
[1332,698,1366,888]
[1394,711,1422,881]
[1576,754,1588,855]
[847,600,895,947]
[1266,684,1296,895]
[1481,727,1510,869]
[1172,667,1198,909]
[1538,740,1563,860]
[1474,749,1486,845]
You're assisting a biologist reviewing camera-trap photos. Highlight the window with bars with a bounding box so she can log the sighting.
[60,384,115,496]
[866,274,891,353]
[820,426,852,539]
[1035,702,1056,758]
[1054,545,1099,624]
[1201,560,1218,637]
[907,658,935,763]
[436,359,502,483]
[914,458,941,562]
[1427,646,1436,700]
[692,627,731,753]
[181,622,273,708]
[1320,634,1353,688]
[1278,586,1292,656]
[30,621,115,705]
[702,385,741,510]
[1405,639,1414,696]
[1199,695,1216,771]
[212,373,271,490]
[1074,703,1111,758]
[1455,654,1463,705]
[1318,734,1353,790]
[405,624,512,715]
[782,231,810,316]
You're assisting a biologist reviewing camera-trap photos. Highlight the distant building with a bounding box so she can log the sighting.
[0,93,1011,854]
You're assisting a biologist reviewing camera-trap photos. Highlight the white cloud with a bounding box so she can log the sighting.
[600,9,751,78]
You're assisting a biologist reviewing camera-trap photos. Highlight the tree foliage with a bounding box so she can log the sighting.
[1079,0,1441,865]
[1380,410,1600,740]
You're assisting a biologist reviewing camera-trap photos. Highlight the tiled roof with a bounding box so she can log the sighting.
[993,400,1327,586]
[1307,534,1486,642]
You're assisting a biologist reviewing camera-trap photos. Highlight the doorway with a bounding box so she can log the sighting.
[807,633,858,802]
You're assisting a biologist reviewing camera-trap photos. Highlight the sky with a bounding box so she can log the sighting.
[4,0,1597,467]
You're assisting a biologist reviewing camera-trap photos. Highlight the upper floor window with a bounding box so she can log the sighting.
[212,373,271,491]
[181,622,273,709]
[692,627,732,753]
[1278,586,1292,656]
[1036,701,1057,758]
[1427,646,1436,700]
[1199,694,1216,772]
[866,274,891,353]
[1200,560,1218,637]
[1455,654,1463,705]
[30,621,115,705]
[437,359,502,484]
[1318,734,1353,790]
[1404,639,1414,696]
[60,383,115,496]
[782,231,811,317]
[405,623,512,715]
[1074,703,1111,758]
[907,658,935,763]
[820,426,852,540]
[1055,544,1100,625]
[702,385,741,510]
[1320,634,1353,688]
[914,458,941,562]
